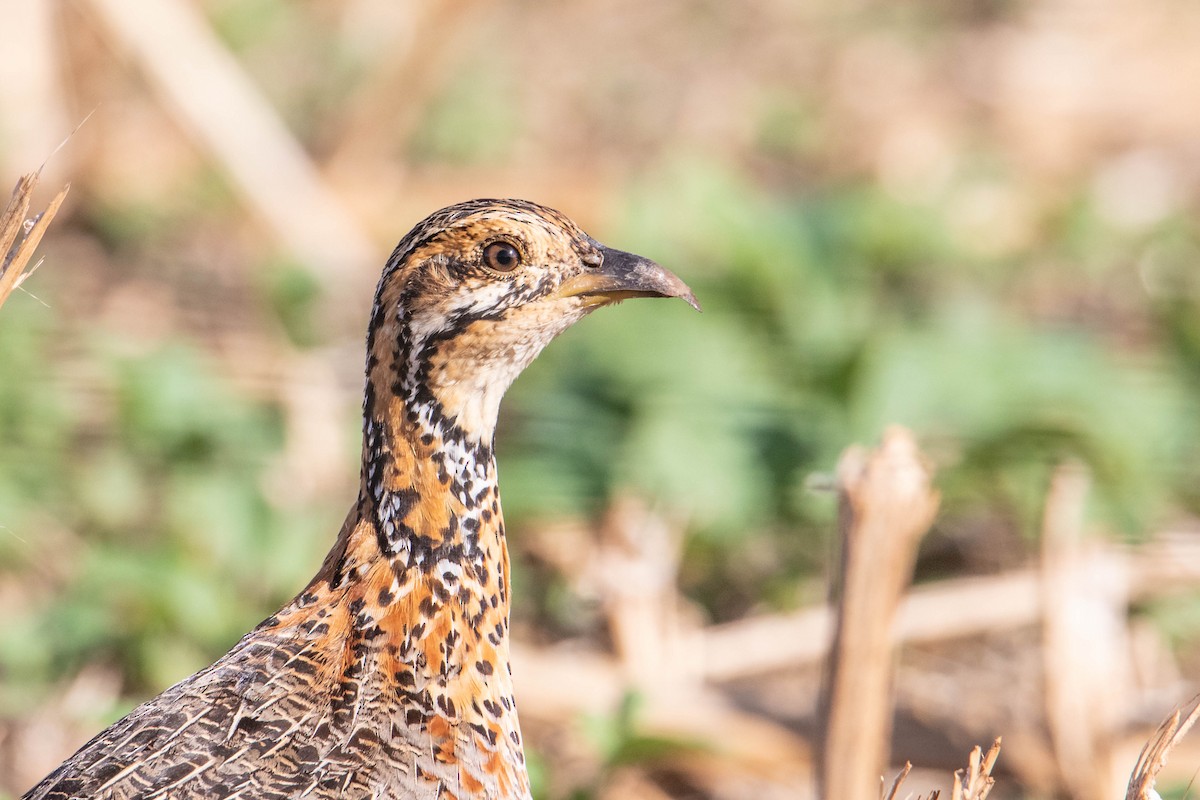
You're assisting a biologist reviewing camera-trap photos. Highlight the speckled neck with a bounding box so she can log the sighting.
[357,401,500,568]
[297,368,529,798]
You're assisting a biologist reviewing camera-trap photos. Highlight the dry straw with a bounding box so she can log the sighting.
[0,170,68,311]
[884,739,1002,800]
[1126,694,1200,800]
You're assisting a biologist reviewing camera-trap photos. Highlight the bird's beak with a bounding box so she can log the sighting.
[555,246,701,311]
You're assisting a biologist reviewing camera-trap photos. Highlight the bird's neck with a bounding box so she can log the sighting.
[272,389,529,796]
[350,388,515,671]
[358,391,503,574]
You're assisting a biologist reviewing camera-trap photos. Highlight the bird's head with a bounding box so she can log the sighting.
[364,199,698,443]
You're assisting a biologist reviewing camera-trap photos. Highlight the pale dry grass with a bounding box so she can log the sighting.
[884,740,1001,800]
[1126,695,1200,800]
[0,169,67,312]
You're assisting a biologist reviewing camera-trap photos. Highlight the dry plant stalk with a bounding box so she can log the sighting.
[885,739,1002,800]
[1041,461,1129,800]
[87,0,373,283]
[1125,694,1200,800]
[949,738,1002,800]
[0,170,68,311]
[819,426,941,800]
[882,762,913,800]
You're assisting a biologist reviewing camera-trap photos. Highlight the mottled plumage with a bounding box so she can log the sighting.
[24,199,696,800]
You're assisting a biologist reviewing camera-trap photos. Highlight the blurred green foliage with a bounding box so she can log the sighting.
[409,60,523,165]
[504,158,1200,618]
[0,294,335,714]
[566,693,704,800]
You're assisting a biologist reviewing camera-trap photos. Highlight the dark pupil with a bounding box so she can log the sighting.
[491,245,517,269]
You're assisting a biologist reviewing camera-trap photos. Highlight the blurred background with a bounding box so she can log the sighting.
[2,0,1200,797]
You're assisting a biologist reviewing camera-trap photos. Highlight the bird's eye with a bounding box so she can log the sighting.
[483,241,522,272]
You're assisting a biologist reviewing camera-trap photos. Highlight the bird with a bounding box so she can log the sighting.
[22,199,697,800]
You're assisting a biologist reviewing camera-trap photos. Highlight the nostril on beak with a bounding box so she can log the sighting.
[581,251,603,269]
